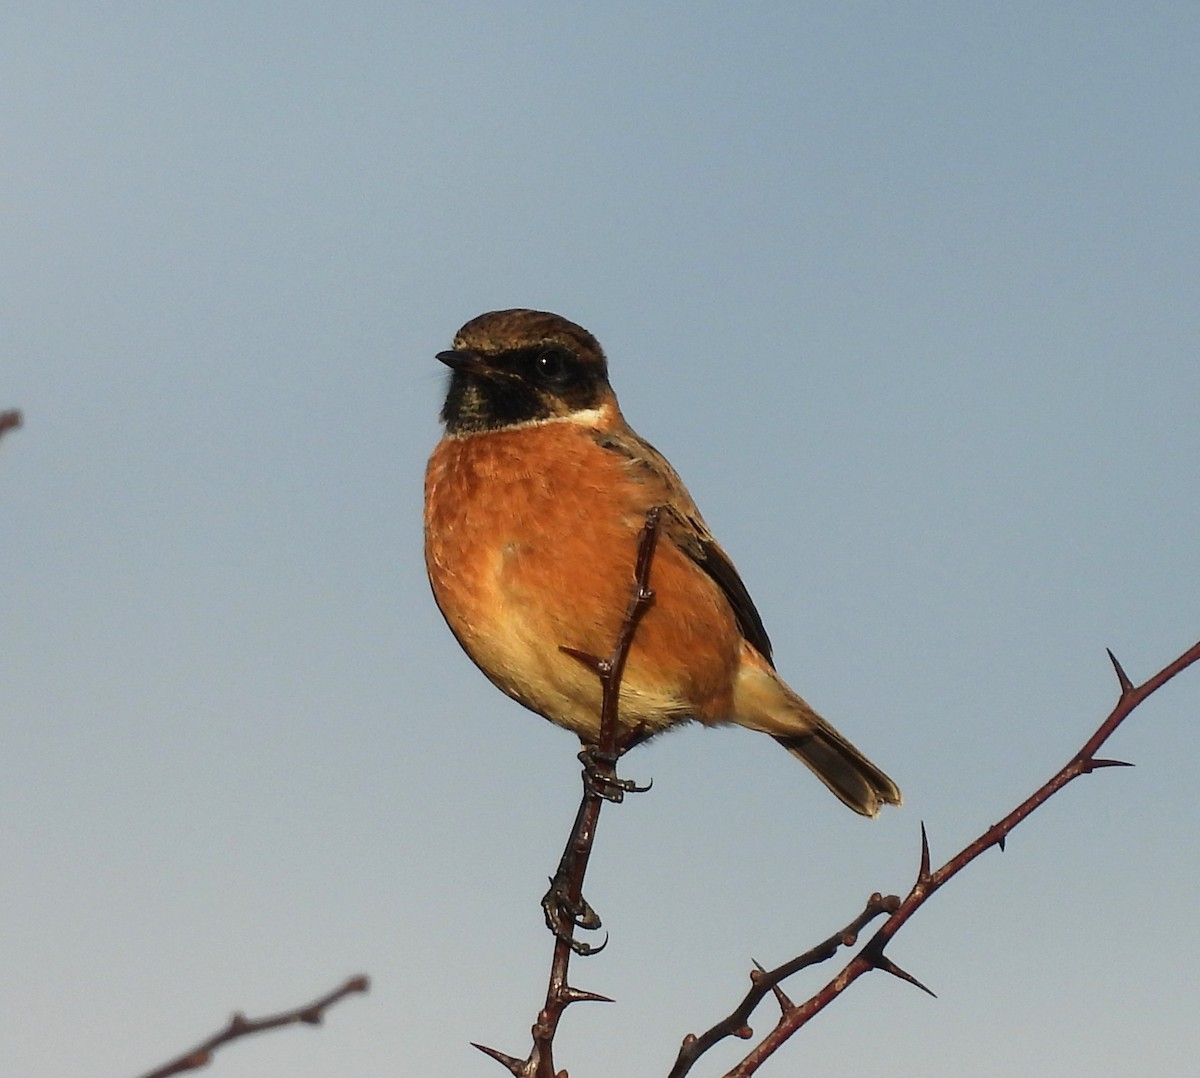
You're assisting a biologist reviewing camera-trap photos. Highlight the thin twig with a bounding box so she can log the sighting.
[474,507,663,1077]
[0,409,21,442]
[668,638,1200,1077]
[136,974,369,1078]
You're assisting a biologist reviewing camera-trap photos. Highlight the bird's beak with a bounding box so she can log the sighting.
[436,349,491,375]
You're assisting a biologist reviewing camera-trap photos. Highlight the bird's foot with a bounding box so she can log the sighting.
[541,877,607,955]
[577,747,652,803]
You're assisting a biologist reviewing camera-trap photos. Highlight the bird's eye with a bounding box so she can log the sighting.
[533,349,574,386]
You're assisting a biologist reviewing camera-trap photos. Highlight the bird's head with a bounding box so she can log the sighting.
[436,309,615,435]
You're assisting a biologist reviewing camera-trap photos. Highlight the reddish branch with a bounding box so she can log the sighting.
[670,639,1200,1077]
[0,409,21,442]
[136,974,369,1078]
[474,507,663,1078]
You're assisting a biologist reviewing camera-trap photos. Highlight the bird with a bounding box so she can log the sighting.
[424,309,901,817]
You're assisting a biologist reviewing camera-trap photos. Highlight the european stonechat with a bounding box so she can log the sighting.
[424,310,901,816]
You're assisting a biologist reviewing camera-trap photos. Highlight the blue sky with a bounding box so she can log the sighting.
[4,4,1198,1076]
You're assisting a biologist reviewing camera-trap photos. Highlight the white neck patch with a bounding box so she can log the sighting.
[446,405,611,438]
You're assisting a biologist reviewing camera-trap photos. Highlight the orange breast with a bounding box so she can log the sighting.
[424,421,742,741]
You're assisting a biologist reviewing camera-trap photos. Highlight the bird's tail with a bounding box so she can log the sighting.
[773,720,902,818]
[731,651,902,817]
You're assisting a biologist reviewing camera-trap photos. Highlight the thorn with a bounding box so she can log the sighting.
[471,1042,526,1074]
[1089,758,1135,770]
[559,985,615,1005]
[997,832,1006,852]
[918,822,931,882]
[752,959,794,1011]
[1106,648,1135,694]
[560,646,607,675]
[872,953,937,998]
[769,980,794,1012]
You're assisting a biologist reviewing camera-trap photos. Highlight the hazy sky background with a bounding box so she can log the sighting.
[4,5,1198,1076]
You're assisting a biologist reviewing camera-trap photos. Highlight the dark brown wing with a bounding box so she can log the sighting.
[684,532,774,667]
[592,426,775,668]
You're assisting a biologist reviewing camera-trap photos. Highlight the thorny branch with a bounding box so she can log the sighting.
[136,974,369,1078]
[3,411,369,1076]
[669,638,1200,1077]
[474,507,663,1078]
[666,893,899,1077]
[467,486,1197,1077]
[2,411,369,1075]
